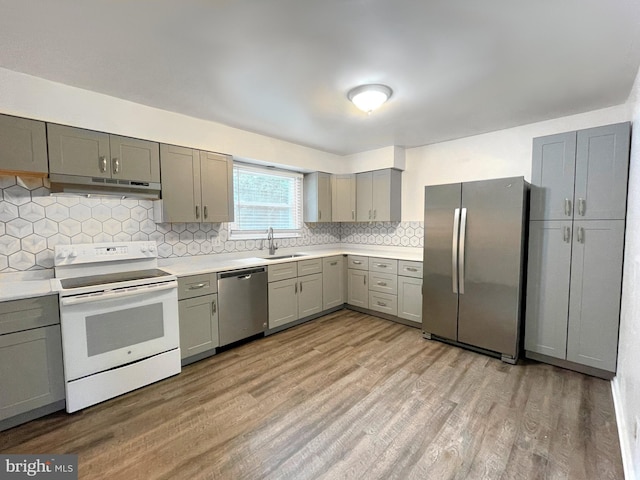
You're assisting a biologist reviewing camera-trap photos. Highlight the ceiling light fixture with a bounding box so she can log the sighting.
[347,84,393,114]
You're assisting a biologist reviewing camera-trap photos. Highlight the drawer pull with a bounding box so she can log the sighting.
[377,301,387,307]
[353,260,362,265]
[330,261,338,266]
[376,264,387,268]
[406,267,418,272]
[377,281,387,286]
[212,300,217,314]
[188,283,207,290]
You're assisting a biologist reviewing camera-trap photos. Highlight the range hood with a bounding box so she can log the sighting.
[48,173,161,200]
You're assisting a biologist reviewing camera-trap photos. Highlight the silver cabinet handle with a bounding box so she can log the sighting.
[330,261,338,266]
[99,156,108,173]
[377,281,387,286]
[368,209,372,220]
[204,205,208,219]
[212,300,217,315]
[563,226,571,243]
[112,157,120,174]
[352,210,355,220]
[319,210,322,220]
[577,227,584,243]
[377,301,387,307]
[364,275,367,285]
[578,198,586,216]
[373,209,377,219]
[300,281,303,292]
[406,267,418,272]
[564,198,572,217]
[353,260,362,265]
[188,283,207,290]
[452,208,460,294]
[295,282,298,294]
[458,207,467,295]
[376,263,387,268]
[195,205,200,219]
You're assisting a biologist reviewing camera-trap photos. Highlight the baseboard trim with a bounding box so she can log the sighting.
[611,377,635,480]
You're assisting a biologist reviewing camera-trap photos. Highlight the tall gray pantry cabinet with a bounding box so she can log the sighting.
[525,122,630,377]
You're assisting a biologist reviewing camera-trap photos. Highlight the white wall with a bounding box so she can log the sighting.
[615,66,640,480]
[401,104,632,220]
[340,146,406,174]
[0,67,342,173]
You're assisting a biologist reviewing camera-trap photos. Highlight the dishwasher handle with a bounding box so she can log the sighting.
[217,266,266,280]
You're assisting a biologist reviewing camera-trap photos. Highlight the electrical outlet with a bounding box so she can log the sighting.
[209,234,221,247]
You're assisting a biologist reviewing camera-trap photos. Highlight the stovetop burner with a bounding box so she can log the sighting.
[60,268,172,290]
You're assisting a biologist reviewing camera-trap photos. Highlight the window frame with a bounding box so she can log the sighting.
[229,163,304,240]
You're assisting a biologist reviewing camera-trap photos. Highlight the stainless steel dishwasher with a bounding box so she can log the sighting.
[217,266,268,346]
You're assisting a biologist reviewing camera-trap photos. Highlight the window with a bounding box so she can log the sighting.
[229,163,303,239]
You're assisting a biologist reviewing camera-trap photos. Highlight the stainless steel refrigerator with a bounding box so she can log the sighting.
[422,176,528,363]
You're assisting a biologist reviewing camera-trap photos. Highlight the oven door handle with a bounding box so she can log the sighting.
[60,281,177,306]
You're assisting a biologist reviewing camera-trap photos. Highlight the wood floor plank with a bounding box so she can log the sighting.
[0,310,625,479]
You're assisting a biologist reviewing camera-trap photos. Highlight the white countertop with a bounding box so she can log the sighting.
[0,244,423,301]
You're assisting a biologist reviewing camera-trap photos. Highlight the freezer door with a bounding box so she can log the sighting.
[422,183,461,340]
[457,177,526,358]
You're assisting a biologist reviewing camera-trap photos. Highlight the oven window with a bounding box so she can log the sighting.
[85,303,165,357]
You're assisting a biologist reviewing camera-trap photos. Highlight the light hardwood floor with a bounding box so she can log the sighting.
[0,310,624,479]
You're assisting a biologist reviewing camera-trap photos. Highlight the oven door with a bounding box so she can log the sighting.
[59,281,179,382]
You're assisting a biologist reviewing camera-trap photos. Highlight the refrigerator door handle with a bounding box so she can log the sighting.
[452,208,460,293]
[458,208,468,294]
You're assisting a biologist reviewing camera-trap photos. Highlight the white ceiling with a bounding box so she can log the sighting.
[1,0,639,155]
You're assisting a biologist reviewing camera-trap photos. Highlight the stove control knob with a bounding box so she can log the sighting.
[69,249,78,258]
[149,244,156,253]
[141,245,148,253]
[57,249,69,259]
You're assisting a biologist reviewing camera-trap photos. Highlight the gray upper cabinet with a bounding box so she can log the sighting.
[530,122,630,221]
[0,114,48,175]
[524,221,572,360]
[331,174,356,222]
[574,123,630,220]
[356,169,401,222]
[530,132,576,221]
[304,172,332,222]
[566,220,625,371]
[157,144,233,223]
[48,124,160,182]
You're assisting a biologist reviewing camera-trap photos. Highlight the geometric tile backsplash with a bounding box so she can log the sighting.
[0,175,424,273]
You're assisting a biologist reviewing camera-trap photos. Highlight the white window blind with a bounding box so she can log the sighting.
[230,163,303,238]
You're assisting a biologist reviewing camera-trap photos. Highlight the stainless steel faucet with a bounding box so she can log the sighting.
[267,227,278,255]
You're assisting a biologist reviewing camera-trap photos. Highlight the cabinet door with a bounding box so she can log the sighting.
[347,269,369,308]
[0,114,48,175]
[356,172,373,221]
[530,132,576,220]
[524,221,572,359]
[317,172,332,222]
[398,276,423,324]
[298,273,323,318]
[331,174,356,222]
[178,294,219,360]
[0,325,64,421]
[47,124,111,178]
[159,144,200,223]
[574,122,630,220]
[110,135,160,183]
[200,151,234,222]
[268,278,298,328]
[323,256,345,310]
[566,220,624,372]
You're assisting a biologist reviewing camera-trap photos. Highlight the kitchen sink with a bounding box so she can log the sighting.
[259,254,308,261]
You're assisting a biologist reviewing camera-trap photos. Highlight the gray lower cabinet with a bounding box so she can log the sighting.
[177,273,218,365]
[0,296,64,431]
[0,114,48,175]
[397,276,423,324]
[525,220,625,374]
[322,256,345,310]
[347,269,369,308]
[47,124,160,182]
[268,259,323,329]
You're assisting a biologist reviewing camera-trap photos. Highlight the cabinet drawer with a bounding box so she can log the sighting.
[348,255,369,270]
[0,296,59,335]
[268,262,298,282]
[368,291,398,316]
[398,260,423,278]
[297,258,322,276]
[178,273,217,300]
[368,271,398,295]
[369,258,398,274]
